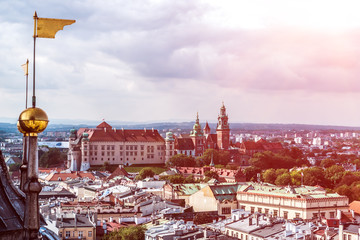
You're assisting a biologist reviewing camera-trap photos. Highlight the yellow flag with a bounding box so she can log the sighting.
[36,17,75,38]
[21,59,29,76]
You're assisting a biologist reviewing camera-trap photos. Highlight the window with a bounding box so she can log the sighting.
[295,213,300,219]
[221,207,231,215]
[330,212,335,218]
[88,231,92,237]
[321,212,326,218]
[251,207,255,214]
[284,211,288,219]
[79,231,83,238]
[265,208,269,215]
[66,231,70,238]
[258,208,262,213]
[273,210,278,217]
[101,145,105,150]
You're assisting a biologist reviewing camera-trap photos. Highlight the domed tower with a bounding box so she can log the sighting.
[80,132,90,171]
[216,102,230,150]
[190,112,205,156]
[165,132,175,162]
[67,129,77,169]
[68,128,82,171]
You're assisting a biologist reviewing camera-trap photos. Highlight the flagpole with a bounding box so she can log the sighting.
[25,59,29,109]
[32,12,37,108]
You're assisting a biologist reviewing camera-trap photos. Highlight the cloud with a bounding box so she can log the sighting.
[2,0,360,126]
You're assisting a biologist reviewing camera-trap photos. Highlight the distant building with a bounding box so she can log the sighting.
[236,183,348,220]
[56,213,96,240]
[165,103,231,161]
[239,139,283,156]
[68,121,165,171]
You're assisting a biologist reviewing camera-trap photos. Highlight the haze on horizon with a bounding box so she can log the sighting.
[2,0,360,127]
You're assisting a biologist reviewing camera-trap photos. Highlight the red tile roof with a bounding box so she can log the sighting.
[45,172,96,181]
[96,121,113,129]
[350,201,360,215]
[107,166,129,180]
[77,128,164,143]
[175,138,194,150]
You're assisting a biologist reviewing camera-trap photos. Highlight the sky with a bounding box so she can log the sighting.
[2,0,360,126]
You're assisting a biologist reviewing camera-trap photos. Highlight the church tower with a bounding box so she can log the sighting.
[165,132,175,162]
[203,121,211,137]
[216,102,230,150]
[190,112,205,156]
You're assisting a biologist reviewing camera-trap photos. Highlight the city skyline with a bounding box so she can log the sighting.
[2,1,360,126]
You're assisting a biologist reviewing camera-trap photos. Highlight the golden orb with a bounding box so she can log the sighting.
[18,107,49,134]
[17,121,27,135]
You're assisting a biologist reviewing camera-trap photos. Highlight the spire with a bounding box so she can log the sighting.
[190,112,203,137]
[217,102,229,130]
[204,121,211,135]
[210,152,214,167]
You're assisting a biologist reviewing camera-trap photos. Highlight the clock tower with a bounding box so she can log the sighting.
[216,102,230,149]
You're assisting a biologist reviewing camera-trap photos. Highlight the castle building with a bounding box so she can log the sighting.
[68,122,165,171]
[165,103,230,160]
[216,102,230,150]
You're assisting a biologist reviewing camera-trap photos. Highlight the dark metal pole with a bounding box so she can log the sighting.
[32,12,37,108]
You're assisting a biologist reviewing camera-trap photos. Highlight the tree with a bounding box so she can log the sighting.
[320,159,336,168]
[249,151,297,170]
[136,167,155,180]
[160,174,186,184]
[262,169,277,184]
[244,166,261,182]
[102,225,145,240]
[196,149,230,166]
[303,167,327,186]
[39,148,67,167]
[335,185,352,201]
[290,170,301,186]
[275,173,292,186]
[337,172,360,187]
[204,171,219,180]
[166,154,196,167]
[324,165,345,186]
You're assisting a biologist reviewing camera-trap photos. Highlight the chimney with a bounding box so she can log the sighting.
[75,214,77,227]
[114,128,116,132]
[339,224,344,240]
[144,128,146,132]
[248,217,252,225]
[104,128,106,132]
[337,209,341,220]
[152,128,154,132]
